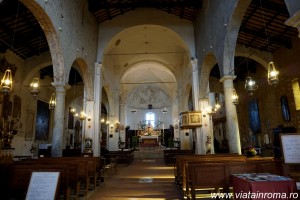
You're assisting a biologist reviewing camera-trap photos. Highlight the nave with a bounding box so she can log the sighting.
[87,148,183,200]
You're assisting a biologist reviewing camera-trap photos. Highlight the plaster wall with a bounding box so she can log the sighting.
[194,0,238,74]
[285,0,300,17]
[235,36,300,149]
[97,8,195,61]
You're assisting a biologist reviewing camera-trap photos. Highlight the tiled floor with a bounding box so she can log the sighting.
[86,148,183,200]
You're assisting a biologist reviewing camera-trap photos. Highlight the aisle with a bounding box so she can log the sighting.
[86,150,183,200]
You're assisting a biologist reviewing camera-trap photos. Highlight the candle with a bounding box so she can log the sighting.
[163,124,164,131]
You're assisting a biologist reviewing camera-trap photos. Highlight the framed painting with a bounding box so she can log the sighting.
[280,95,290,121]
[248,99,261,134]
[35,100,50,141]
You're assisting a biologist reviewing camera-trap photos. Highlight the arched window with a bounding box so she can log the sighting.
[145,112,155,127]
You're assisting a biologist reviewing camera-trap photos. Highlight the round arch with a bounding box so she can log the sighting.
[20,0,65,84]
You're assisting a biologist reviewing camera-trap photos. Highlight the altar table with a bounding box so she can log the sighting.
[140,135,159,147]
[232,173,297,200]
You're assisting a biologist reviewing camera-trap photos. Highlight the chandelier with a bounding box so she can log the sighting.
[49,92,56,110]
[267,61,279,86]
[232,89,239,105]
[245,76,258,95]
[30,78,40,98]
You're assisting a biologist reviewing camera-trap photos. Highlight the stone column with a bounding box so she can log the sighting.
[191,59,203,154]
[92,62,102,156]
[51,82,68,157]
[220,75,241,154]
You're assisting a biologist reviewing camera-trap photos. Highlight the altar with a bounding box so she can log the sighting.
[140,135,159,146]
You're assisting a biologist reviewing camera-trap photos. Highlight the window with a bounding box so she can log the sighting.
[145,112,155,127]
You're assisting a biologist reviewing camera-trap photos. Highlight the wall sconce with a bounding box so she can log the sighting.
[162,107,168,114]
[70,107,76,114]
[30,78,39,98]
[232,89,239,105]
[131,108,137,113]
[49,92,56,110]
[79,111,87,121]
[87,115,91,121]
[267,61,279,86]
[1,69,13,94]
[245,76,258,95]
[206,106,216,115]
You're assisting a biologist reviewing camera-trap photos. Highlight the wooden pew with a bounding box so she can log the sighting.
[104,149,134,165]
[186,162,226,200]
[1,164,70,200]
[163,149,194,165]
[184,157,281,200]
[175,153,243,192]
[20,157,89,198]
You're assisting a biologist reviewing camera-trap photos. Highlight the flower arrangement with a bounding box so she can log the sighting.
[244,145,257,157]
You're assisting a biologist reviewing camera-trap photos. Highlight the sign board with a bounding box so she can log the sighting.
[280,134,300,164]
[26,172,60,200]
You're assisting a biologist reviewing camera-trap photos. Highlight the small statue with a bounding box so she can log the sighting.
[206,136,212,154]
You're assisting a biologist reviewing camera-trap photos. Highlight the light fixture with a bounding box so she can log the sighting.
[70,107,76,114]
[232,89,239,105]
[0,69,13,94]
[267,61,279,86]
[49,92,56,110]
[214,94,221,111]
[130,108,137,113]
[101,118,105,123]
[79,111,87,121]
[30,78,40,98]
[259,0,279,86]
[245,76,258,95]
[162,107,168,114]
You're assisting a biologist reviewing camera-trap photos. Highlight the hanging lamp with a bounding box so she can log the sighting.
[0,69,13,94]
[49,93,56,110]
[232,89,239,105]
[30,78,40,98]
[245,76,258,95]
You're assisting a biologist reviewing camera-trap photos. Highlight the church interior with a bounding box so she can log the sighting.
[1,0,300,199]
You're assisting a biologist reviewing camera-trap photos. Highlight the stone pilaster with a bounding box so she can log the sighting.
[220,75,241,154]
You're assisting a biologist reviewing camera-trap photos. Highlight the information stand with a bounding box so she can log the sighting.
[26,172,60,200]
[280,134,300,164]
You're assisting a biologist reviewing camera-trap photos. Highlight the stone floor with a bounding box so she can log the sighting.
[85,147,183,200]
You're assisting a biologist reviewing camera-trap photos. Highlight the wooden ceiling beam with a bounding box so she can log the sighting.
[88,0,201,12]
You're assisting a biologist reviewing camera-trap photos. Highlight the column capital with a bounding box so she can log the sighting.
[191,58,198,71]
[285,9,300,38]
[51,82,69,92]
[219,75,236,83]
[95,62,104,70]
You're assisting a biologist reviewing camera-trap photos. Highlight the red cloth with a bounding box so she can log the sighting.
[232,173,297,200]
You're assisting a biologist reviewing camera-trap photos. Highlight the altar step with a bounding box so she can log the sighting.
[134,146,165,159]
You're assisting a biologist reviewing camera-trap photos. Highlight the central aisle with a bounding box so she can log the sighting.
[87,148,183,200]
